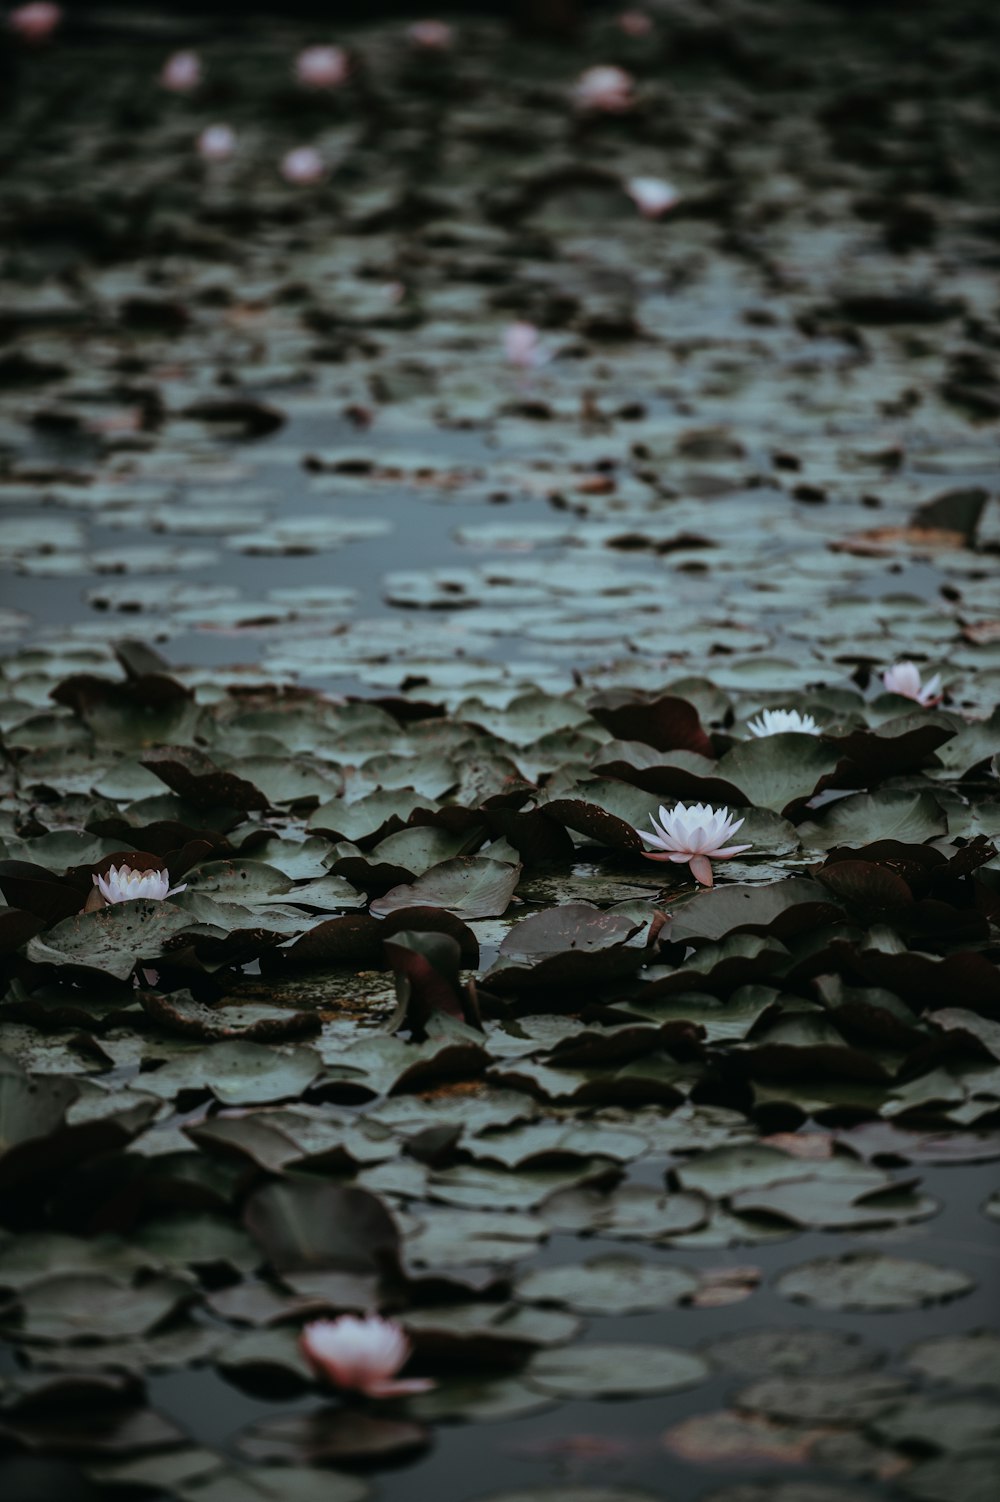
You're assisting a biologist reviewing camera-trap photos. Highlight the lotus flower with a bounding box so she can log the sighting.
[573,65,635,114]
[161,51,201,93]
[94,864,186,905]
[627,176,680,219]
[198,124,236,162]
[300,1316,434,1398]
[638,802,752,887]
[9,3,61,42]
[281,146,326,185]
[618,9,653,36]
[882,660,943,707]
[407,19,454,50]
[504,321,550,370]
[747,708,820,737]
[295,45,349,89]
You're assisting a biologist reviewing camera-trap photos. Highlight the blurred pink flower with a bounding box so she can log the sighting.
[573,65,635,113]
[281,146,326,184]
[627,175,681,218]
[300,1316,434,1398]
[504,321,550,370]
[408,19,454,50]
[882,660,943,706]
[161,51,201,93]
[618,9,653,37]
[198,124,236,162]
[295,44,349,89]
[9,2,61,42]
[637,802,752,888]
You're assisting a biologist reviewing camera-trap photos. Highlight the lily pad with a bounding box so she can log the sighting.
[515,1255,700,1314]
[776,1253,974,1311]
[527,1342,710,1398]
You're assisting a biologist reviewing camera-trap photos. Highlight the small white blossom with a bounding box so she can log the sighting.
[93,864,186,905]
[627,176,680,219]
[295,45,349,89]
[504,321,551,370]
[198,124,236,162]
[573,65,635,113]
[407,20,454,50]
[619,11,653,38]
[300,1315,434,1398]
[747,708,821,737]
[637,801,752,887]
[882,661,942,707]
[281,146,326,185]
[161,51,201,93]
[10,3,61,43]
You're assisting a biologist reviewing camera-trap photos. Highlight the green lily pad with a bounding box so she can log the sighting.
[515,1255,700,1314]
[5,1271,196,1343]
[776,1253,974,1310]
[527,1342,710,1398]
[704,1327,880,1377]
[904,1330,1000,1388]
[26,902,195,982]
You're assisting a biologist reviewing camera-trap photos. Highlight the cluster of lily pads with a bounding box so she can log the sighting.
[0,639,998,1497]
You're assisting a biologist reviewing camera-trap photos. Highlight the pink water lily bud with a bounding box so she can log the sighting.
[627,175,680,218]
[618,9,653,37]
[882,660,943,706]
[162,50,201,93]
[93,864,186,905]
[637,802,752,888]
[295,44,350,89]
[9,2,61,42]
[198,124,236,162]
[504,320,551,370]
[573,65,635,113]
[408,19,454,50]
[300,1316,435,1398]
[281,145,326,184]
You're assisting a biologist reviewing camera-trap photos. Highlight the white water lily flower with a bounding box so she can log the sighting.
[637,801,752,887]
[281,146,327,185]
[407,20,454,50]
[619,11,654,38]
[300,1315,434,1397]
[747,708,820,737]
[504,320,551,370]
[573,65,635,113]
[10,3,61,43]
[295,45,349,89]
[627,176,681,219]
[882,660,942,707]
[198,124,236,162]
[94,864,186,905]
[161,50,201,93]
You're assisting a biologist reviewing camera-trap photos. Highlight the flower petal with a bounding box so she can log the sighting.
[362,1376,436,1397]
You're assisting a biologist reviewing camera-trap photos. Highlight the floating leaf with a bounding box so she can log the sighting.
[516,1255,699,1314]
[528,1342,709,1398]
[776,1253,974,1311]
